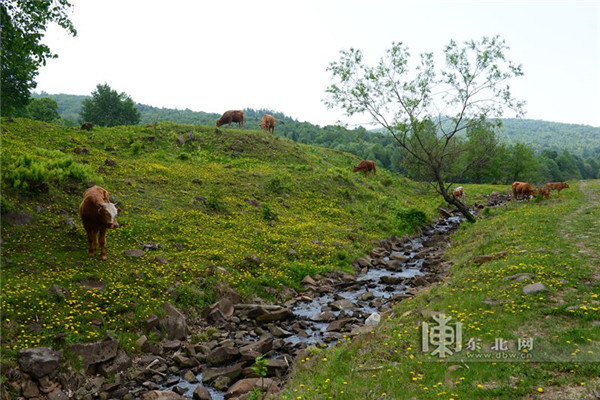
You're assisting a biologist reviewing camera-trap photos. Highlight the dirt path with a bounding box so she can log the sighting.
[560,180,600,280]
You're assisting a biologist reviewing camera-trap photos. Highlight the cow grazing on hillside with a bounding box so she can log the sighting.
[545,182,569,193]
[81,122,93,131]
[512,181,536,200]
[353,160,377,175]
[260,114,275,133]
[79,185,119,260]
[216,110,244,129]
[452,186,465,201]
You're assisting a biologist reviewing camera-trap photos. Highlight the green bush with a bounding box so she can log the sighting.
[266,176,291,193]
[261,204,277,221]
[396,208,428,231]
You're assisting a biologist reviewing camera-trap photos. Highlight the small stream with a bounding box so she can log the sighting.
[158,210,469,398]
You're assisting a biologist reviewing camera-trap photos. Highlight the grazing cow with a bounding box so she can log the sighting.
[545,182,569,193]
[216,110,244,129]
[81,122,93,131]
[538,188,551,198]
[452,186,465,201]
[79,185,119,260]
[512,181,536,200]
[353,160,377,175]
[260,114,275,133]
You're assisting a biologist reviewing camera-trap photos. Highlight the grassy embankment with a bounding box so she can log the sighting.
[1,118,480,362]
[283,180,600,399]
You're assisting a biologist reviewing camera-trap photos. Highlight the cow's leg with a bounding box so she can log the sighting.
[87,228,98,257]
[99,228,108,260]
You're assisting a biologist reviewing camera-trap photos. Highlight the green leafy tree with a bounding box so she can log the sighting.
[80,83,141,126]
[505,143,539,182]
[325,36,524,222]
[27,97,60,122]
[1,1,76,116]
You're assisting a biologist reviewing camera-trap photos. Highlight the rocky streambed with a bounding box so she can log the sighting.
[6,194,511,400]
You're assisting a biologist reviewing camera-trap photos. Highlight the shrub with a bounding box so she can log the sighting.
[261,204,278,221]
[396,208,428,232]
[266,176,290,193]
[130,141,143,155]
[3,149,100,192]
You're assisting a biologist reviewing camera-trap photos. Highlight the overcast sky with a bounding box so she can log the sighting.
[36,1,600,127]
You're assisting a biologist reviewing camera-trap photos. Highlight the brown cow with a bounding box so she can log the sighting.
[216,110,244,129]
[353,160,377,175]
[538,188,551,198]
[512,181,536,200]
[545,182,569,193]
[260,114,275,133]
[81,122,93,131]
[79,185,119,260]
[452,186,465,201]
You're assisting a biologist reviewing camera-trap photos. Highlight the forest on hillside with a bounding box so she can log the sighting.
[31,92,600,183]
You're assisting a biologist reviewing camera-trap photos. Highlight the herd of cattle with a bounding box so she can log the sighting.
[76,116,570,260]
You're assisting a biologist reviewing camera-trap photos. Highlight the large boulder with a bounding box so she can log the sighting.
[160,302,188,340]
[18,347,62,379]
[70,339,118,372]
[193,386,213,400]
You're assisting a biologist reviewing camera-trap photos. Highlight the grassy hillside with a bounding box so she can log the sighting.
[283,181,600,399]
[0,118,452,359]
[33,93,600,160]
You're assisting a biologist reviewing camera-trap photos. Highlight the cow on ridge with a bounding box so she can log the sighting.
[260,114,275,133]
[216,110,244,129]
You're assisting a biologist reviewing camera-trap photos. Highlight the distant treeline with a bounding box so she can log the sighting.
[32,92,600,182]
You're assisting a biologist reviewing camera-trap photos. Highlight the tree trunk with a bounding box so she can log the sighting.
[434,169,476,223]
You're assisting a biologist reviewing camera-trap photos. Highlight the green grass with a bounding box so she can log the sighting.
[0,118,451,360]
[283,181,600,399]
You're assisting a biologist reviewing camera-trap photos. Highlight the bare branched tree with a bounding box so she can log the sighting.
[325,36,525,222]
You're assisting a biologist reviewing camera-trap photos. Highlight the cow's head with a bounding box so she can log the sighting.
[564,182,570,188]
[216,119,223,127]
[99,203,119,229]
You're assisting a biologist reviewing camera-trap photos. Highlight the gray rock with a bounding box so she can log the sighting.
[105,158,117,166]
[70,339,118,372]
[239,337,273,354]
[202,363,243,384]
[301,275,316,286]
[124,249,145,257]
[330,299,354,311]
[183,370,198,383]
[255,309,293,324]
[3,211,33,226]
[97,350,132,377]
[160,302,188,340]
[523,282,547,294]
[193,386,212,400]
[141,391,185,400]
[18,347,62,379]
[22,379,40,398]
[212,375,231,391]
[207,346,240,366]
[326,318,355,332]
[225,378,274,398]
